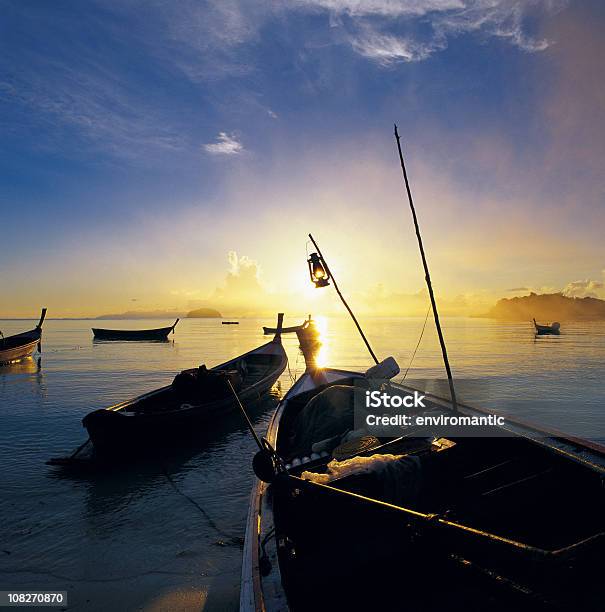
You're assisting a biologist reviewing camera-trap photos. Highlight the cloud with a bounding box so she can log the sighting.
[350,29,442,63]
[0,69,185,158]
[125,1,567,77]
[208,251,267,313]
[294,0,563,64]
[203,132,244,155]
[298,1,465,18]
[507,287,530,292]
[562,279,605,299]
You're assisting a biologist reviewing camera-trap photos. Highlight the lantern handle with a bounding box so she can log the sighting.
[308,233,379,365]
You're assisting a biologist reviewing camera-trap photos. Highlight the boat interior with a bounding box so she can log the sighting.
[122,352,284,414]
[270,378,604,610]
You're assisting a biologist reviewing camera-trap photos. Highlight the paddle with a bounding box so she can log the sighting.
[225,376,285,482]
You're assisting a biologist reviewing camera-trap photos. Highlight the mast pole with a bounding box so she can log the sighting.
[393,125,458,412]
[308,233,379,365]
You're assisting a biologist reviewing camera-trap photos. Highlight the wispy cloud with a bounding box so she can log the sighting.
[0,54,185,159]
[350,29,443,64]
[297,0,563,64]
[203,132,244,155]
[126,1,566,76]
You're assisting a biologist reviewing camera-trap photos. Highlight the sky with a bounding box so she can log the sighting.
[1,0,604,318]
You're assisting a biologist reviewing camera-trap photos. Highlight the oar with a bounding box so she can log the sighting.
[225,377,285,479]
[226,378,264,451]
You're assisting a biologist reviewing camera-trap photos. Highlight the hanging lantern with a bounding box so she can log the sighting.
[307,252,330,288]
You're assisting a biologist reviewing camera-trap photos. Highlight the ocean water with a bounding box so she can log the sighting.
[0,316,603,611]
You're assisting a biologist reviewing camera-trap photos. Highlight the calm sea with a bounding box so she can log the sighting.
[0,316,603,610]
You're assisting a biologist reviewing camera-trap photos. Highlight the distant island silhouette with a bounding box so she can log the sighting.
[94,307,222,319]
[95,310,184,320]
[485,293,605,320]
[187,308,222,318]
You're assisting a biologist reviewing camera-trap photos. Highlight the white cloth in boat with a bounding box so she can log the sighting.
[301,453,422,507]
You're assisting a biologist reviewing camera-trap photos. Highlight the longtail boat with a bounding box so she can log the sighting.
[533,319,561,335]
[240,362,604,611]
[77,315,287,455]
[0,308,47,364]
[92,318,179,341]
[263,315,314,335]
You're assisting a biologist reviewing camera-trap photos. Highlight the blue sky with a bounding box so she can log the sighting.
[1,0,604,317]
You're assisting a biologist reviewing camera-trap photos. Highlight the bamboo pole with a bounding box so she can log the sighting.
[393,125,458,412]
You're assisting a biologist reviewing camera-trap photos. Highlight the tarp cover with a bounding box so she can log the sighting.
[287,385,362,458]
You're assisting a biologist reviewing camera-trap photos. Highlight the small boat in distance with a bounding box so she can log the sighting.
[92,318,179,341]
[264,314,314,335]
[533,318,561,335]
[0,308,47,364]
[222,321,239,325]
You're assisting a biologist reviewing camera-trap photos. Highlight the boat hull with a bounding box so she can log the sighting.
[535,327,560,335]
[0,337,39,364]
[92,326,174,341]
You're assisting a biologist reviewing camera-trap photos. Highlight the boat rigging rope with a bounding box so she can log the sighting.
[160,465,238,541]
[399,305,431,383]
[286,354,297,384]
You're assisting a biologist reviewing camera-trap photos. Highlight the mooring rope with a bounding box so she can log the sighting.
[400,305,431,383]
[160,465,239,541]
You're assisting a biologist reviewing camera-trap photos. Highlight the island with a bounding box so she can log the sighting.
[95,310,183,320]
[484,293,605,320]
[186,308,222,318]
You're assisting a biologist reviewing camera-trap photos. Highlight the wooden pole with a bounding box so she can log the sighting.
[308,233,379,365]
[393,125,458,412]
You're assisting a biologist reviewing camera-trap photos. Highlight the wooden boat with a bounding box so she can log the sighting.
[92,318,179,341]
[222,321,240,325]
[264,315,314,335]
[81,316,287,454]
[0,308,47,364]
[533,319,561,335]
[241,365,604,611]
